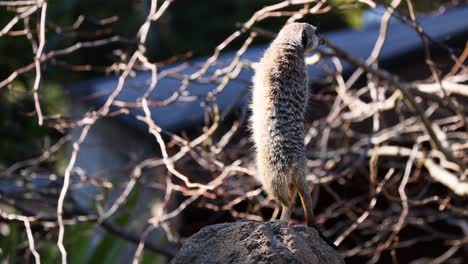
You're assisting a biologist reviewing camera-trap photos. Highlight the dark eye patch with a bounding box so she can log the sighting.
[301,30,308,48]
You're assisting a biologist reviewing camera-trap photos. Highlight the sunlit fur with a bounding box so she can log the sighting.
[250,23,319,226]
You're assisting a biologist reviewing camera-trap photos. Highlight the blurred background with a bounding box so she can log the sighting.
[0,0,467,263]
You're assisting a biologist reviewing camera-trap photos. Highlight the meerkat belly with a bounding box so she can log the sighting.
[252,55,308,177]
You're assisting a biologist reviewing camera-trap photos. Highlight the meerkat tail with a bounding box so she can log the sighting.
[298,182,338,249]
[297,183,314,227]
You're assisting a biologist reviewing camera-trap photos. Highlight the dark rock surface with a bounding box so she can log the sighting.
[170,220,344,264]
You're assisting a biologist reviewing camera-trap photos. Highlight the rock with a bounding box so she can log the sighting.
[170,220,344,264]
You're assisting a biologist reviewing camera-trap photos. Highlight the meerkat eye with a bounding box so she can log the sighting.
[301,30,308,48]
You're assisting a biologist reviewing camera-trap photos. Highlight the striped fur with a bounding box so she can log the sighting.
[250,23,319,226]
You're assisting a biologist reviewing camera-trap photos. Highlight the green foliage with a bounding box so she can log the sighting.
[154,0,368,58]
[66,222,95,264]
[0,88,53,167]
[155,0,278,58]
[0,222,20,263]
[39,240,60,264]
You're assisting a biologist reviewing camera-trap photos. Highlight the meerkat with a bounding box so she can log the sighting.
[250,22,321,226]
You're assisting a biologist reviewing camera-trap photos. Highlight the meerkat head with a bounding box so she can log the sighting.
[275,22,321,52]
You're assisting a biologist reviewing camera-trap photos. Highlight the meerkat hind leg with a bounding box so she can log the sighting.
[280,184,297,223]
[280,203,292,222]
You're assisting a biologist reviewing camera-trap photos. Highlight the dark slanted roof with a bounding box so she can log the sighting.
[68,6,468,133]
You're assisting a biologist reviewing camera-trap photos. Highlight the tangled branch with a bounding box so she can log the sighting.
[0,0,467,263]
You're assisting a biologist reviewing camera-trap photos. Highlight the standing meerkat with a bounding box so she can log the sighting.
[250,22,321,226]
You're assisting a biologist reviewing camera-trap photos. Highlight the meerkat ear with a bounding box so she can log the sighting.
[301,29,308,48]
